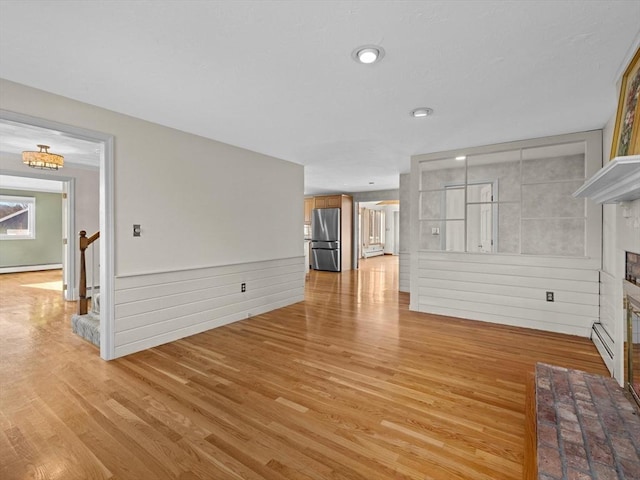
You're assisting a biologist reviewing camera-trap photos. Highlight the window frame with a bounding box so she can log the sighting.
[410,130,603,260]
[0,195,36,240]
[368,209,385,245]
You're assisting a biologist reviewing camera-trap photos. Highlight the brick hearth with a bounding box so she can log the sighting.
[535,363,640,479]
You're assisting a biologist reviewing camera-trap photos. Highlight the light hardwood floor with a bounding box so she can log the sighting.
[0,258,608,480]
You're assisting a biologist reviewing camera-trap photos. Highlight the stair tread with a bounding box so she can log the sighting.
[71,313,100,347]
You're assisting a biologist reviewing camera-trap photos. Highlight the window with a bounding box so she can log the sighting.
[417,141,587,256]
[0,195,36,240]
[367,209,385,245]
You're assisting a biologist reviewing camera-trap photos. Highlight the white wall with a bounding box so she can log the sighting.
[112,120,303,275]
[114,257,303,357]
[409,131,603,335]
[399,173,410,293]
[600,196,640,383]
[600,110,640,383]
[600,116,619,372]
[383,204,400,254]
[0,79,304,357]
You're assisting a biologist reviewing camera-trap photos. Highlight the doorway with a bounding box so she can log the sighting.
[353,199,400,272]
[0,109,115,360]
[0,174,82,300]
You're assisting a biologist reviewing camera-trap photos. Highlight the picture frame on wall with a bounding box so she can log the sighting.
[610,46,640,159]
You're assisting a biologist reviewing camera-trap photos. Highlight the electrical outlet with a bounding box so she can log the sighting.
[546,291,554,302]
[241,283,246,293]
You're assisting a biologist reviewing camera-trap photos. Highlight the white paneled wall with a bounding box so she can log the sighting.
[399,253,410,293]
[600,271,618,341]
[409,131,603,337]
[399,174,411,294]
[114,257,305,357]
[416,252,600,336]
[597,269,617,376]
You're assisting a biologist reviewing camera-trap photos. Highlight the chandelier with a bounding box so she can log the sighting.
[22,144,64,170]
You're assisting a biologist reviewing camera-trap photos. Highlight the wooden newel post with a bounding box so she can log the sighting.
[78,230,88,315]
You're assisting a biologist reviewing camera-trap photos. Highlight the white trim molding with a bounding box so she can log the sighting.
[0,264,62,274]
[573,155,640,204]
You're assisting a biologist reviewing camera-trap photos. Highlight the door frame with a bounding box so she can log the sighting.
[61,178,76,300]
[1,109,116,361]
[0,171,75,300]
[393,210,399,255]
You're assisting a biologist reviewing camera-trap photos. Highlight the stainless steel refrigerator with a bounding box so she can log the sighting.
[311,208,341,272]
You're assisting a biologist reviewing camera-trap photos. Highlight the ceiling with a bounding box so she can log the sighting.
[0,1,638,194]
[0,120,101,168]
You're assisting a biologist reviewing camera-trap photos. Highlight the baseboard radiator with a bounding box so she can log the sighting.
[363,246,384,258]
[590,322,615,376]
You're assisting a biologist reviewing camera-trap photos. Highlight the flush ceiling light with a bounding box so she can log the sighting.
[411,108,433,118]
[352,45,385,64]
[455,155,467,161]
[22,144,64,170]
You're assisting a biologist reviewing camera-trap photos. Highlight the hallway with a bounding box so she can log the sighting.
[0,259,607,479]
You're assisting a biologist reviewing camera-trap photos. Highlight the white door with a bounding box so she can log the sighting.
[61,180,75,300]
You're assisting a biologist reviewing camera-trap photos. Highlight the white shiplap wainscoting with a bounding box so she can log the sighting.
[415,252,600,337]
[113,256,305,357]
[597,270,618,375]
[399,252,410,293]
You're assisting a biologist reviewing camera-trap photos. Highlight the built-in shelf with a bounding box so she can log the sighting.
[573,155,640,204]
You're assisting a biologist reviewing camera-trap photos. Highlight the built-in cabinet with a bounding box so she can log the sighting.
[305,194,353,271]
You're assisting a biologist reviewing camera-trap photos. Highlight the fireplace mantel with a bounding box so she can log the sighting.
[573,155,640,204]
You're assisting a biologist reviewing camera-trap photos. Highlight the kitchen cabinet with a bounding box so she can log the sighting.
[304,197,314,225]
[314,195,342,209]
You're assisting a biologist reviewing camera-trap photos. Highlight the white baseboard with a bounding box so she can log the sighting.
[0,264,62,274]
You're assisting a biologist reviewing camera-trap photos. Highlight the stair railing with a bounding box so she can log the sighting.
[78,230,100,315]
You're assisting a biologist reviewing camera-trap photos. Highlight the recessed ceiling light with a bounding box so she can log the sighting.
[352,45,385,65]
[411,108,433,118]
[358,49,378,64]
[455,155,466,161]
